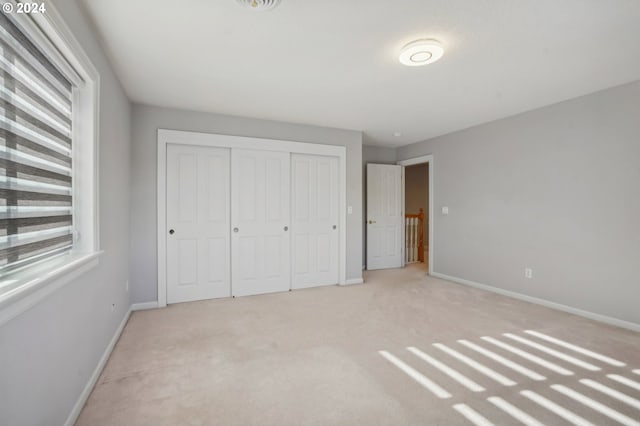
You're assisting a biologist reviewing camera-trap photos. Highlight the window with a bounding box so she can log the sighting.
[0,3,99,318]
[0,12,74,275]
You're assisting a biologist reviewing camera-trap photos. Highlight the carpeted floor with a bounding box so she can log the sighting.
[77,264,640,425]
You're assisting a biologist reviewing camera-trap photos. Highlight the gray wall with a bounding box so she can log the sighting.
[362,145,397,165]
[130,105,363,303]
[405,163,429,248]
[0,0,132,424]
[398,80,640,325]
[362,145,397,268]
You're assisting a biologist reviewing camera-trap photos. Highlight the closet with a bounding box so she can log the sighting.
[163,135,341,305]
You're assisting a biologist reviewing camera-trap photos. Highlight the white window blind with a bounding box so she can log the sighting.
[0,12,73,275]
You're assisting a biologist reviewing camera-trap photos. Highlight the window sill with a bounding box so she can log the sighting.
[0,251,103,326]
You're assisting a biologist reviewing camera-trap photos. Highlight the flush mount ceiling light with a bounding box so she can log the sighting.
[236,0,281,11]
[399,39,444,67]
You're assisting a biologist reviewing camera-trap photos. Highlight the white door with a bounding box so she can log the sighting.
[166,144,230,303]
[231,149,290,296]
[291,154,339,289]
[366,163,403,270]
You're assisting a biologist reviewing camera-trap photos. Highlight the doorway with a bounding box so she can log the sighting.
[404,163,429,269]
[397,155,434,274]
[364,156,434,273]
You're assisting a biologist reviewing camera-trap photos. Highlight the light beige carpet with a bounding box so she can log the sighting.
[77,264,640,425]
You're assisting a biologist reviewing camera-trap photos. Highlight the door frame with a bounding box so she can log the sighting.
[397,154,434,274]
[157,129,347,307]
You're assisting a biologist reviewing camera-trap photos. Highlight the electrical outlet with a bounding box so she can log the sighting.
[525,268,533,279]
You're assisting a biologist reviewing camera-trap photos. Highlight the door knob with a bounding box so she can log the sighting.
[332,225,337,230]
[169,229,175,235]
[284,226,288,231]
[233,227,239,233]
[368,220,376,224]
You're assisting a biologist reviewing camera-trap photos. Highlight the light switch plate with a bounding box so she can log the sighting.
[442,206,449,215]
[347,206,353,214]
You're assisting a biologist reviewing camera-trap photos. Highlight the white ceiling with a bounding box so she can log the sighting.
[81,0,640,147]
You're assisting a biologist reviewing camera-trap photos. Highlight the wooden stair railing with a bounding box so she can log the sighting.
[405,208,424,263]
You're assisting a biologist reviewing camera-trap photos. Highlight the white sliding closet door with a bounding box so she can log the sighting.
[166,144,230,303]
[231,149,290,296]
[291,154,339,289]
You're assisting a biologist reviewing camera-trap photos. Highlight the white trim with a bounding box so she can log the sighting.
[0,252,101,326]
[397,155,433,167]
[131,301,158,311]
[157,133,167,307]
[400,165,405,266]
[397,154,434,274]
[339,148,347,287]
[158,129,348,156]
[64,308,131,426]
[343,278,364,286]
[432,272,640,332]
[157,129,348,307]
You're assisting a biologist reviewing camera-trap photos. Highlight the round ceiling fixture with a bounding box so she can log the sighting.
[236,0,281,11]
[399,39,444,67]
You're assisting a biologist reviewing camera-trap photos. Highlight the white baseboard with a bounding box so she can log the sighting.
[342,278,364,286]
[131,301,158,311]
[64,308,131,426]
[431,272,640,332]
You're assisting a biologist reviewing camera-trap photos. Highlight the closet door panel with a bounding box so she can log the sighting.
[166,144,231,303]
[231,149,290,296]
[291,154,339,289]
